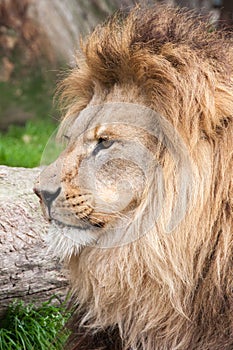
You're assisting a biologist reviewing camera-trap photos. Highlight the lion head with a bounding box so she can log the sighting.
[34,5,233,350]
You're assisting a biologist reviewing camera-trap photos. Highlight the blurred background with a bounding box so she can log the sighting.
[0,0,232,168]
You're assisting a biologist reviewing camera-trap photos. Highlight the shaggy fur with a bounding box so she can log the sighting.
[57,5,233,350]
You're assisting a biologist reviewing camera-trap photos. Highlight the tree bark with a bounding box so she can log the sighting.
[0,166,68,319]
[219,0,233,27]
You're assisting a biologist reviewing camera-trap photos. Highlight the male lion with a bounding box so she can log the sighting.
[34,5,233,350]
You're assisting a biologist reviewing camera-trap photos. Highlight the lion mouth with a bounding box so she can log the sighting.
[52,219,104,231]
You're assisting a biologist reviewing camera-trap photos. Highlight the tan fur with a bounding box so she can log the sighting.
[51,5,232,350]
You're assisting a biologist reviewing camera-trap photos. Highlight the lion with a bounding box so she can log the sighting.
[34,5,233,350]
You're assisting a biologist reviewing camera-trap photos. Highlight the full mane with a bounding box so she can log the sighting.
[57,5,233,350]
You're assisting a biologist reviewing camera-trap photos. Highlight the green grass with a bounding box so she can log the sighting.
[0,298,71,350]
[0,60,61,168]
[0,119,58,167]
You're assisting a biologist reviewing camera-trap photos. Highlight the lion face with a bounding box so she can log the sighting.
[35,87,197,256]
[35,99,152,252]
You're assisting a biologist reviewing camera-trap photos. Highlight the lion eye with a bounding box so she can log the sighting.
[93,137,114,155]
[99,138,113,148]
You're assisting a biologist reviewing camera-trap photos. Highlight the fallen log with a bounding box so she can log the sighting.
[0,166,68,318]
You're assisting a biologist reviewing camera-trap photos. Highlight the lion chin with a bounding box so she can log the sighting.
[35,4,233,350]
[46,221,97,259]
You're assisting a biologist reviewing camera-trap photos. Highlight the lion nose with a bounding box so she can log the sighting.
[34,187,61,208]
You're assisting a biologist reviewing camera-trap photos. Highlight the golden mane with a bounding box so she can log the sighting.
[57,5,233,350]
